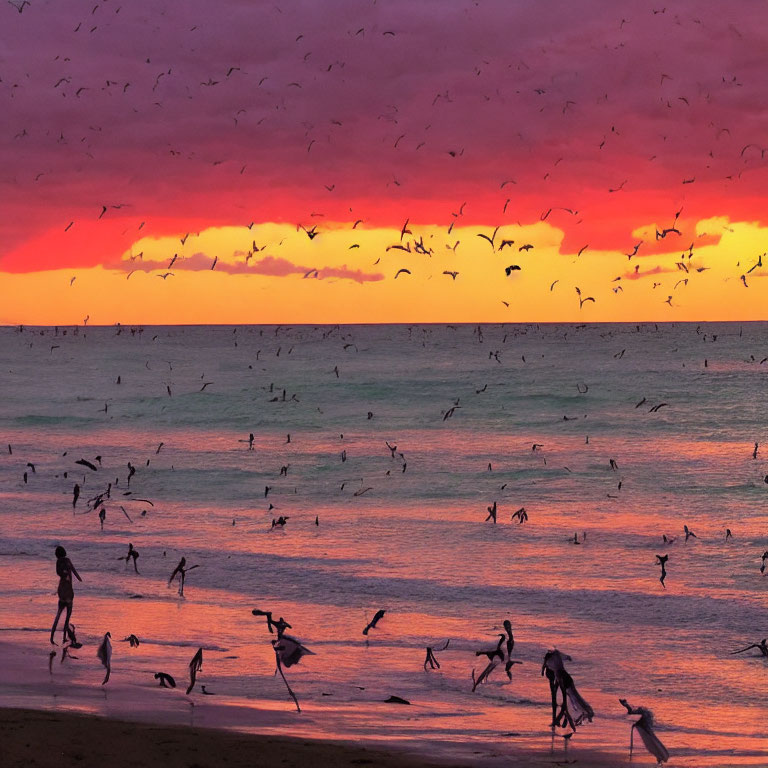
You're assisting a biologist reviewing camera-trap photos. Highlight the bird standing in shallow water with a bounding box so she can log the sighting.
[97,632,112,685]
[620,699,669,763]
[363,609,386,635]
[186,648,203,694]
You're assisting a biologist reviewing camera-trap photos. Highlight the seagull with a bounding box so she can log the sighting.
[271,633,314,712]
[186,648,203,694]
[252,609,292,637]
[575,287,595,308]
[154,672,176,688]
[424,639,450,670]
[731,639,768,657]
[477,226,500,251]
[363,609,386,635]
[619,699,669,764]
[273,634,315,668]
[97,632,112,685]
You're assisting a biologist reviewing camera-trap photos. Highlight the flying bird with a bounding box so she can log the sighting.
[477,226,500,251]
[575,287,595,308]
[443,405,460,420]
[394,268,411,278]
[732,638,768,657]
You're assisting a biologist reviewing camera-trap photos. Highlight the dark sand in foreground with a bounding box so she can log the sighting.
[1,707,626,768]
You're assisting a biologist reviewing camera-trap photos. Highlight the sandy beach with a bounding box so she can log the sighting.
[1,707,627,768]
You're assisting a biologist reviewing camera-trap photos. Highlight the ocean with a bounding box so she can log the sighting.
[0,322,766,766]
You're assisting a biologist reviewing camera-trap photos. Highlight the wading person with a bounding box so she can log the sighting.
[50,546,82,645]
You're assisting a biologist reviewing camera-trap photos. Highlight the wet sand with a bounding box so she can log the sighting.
[1,707,625,768]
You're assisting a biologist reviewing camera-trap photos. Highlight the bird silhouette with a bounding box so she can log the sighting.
[477,226,500,251]
[363,609,386,635]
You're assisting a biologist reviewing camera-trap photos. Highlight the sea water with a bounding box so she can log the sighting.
[0,322,767,766]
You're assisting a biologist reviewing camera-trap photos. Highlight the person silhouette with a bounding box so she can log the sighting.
[503,619,517,678]
[50,546,82,645]
[655,554,669,587]
[122,543,140,573]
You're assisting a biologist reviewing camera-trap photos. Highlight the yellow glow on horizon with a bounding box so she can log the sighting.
[1,218,766,325]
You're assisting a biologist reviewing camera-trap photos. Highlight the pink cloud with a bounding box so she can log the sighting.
[108,252,384,283]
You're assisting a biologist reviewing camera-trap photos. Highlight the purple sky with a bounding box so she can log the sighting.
[2,0,768,275]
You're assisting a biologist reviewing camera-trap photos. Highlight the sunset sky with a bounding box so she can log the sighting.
[2,0,767,324]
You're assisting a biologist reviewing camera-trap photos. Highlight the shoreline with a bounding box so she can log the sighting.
[0,706,628,768]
